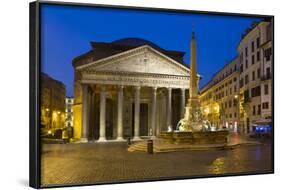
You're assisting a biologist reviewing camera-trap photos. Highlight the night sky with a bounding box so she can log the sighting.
[41,4,261,96]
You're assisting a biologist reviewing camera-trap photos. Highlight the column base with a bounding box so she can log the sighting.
[133,136,141,141]
[116,137,126,141]
[150,136,157,140]
[77,138,88,143]
[97,137,107,142]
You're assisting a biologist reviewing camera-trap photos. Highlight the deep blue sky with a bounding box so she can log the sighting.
[41,4,261,96]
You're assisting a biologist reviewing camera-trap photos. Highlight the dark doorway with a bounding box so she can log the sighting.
[132,103,149,137]
[106,99,113,139]
[140,103,148,136]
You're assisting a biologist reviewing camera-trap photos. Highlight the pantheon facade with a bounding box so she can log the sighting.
[72,38,191,142]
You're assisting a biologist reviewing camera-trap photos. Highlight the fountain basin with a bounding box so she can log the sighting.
[159,130,229,145]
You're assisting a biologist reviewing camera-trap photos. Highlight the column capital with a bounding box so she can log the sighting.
[118,85,124,89]
[167,87,172,91]
[134,86,141,90]
[100,85,106,91]
[82,83,89,91]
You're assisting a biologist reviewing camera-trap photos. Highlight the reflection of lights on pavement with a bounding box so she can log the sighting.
[209,157,226,174]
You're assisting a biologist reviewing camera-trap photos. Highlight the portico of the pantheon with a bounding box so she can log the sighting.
[72,38,193,142]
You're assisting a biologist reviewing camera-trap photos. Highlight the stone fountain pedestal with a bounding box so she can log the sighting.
[159,130,229,145]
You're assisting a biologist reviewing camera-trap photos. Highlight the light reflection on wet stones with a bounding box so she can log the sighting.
[41,143,272,186]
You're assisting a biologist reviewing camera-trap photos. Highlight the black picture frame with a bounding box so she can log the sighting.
[29,1,274,189]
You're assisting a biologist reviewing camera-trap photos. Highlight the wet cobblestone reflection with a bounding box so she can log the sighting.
[41,143,272,186]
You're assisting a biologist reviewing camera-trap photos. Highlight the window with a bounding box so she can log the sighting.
[252,71,255,81]
[233,77,237,82]
[252,55,255,65]
[257,37,260,48]
[257,51,260,61]
[245,59,248,69]
[225,102,227,109]
[229,100,232,108]
[234,85,237,92]
[240,64,244,73]
[251,41,255,52]
[251,86,261,97]
[245,75,249,84]
[245,47,248,57]
[257,68,260,79]
[266,67,271,79]
[226,90,228,96]
[258,105,261,115]
[233,99,237,106]
[262,102,269,109]
[253,105,256,115]
[230,114,232,118]
[230,88,232,95]
[239,78,244,88]
[264,84,269,95]
[265,48,272,61]
[244,90,250,102]
[234,112,237,118]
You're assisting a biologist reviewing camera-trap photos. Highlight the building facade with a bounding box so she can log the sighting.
[65,97,74,128]
[72,38,192,142]
[200,57,240,132]
[41,73,66,129]
[238,20,272,133]
[200,20,273,134]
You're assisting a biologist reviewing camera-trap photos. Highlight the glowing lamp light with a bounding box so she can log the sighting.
[57,111,61,114]
[234,95,238,99]
[204,107,210,114]
[214,105,219,112]
[48,130,52,134]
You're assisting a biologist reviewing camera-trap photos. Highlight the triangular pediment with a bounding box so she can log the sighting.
[77,45,190,76]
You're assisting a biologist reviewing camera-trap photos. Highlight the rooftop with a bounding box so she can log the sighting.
[72,38,188,68]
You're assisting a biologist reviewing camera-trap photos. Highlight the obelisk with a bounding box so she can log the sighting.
[181,31,203,132]
[189,31,200,107]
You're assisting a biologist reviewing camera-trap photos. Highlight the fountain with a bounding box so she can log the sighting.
[160,32,229,145]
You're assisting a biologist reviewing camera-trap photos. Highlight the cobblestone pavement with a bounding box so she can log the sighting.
[41,140,272,187]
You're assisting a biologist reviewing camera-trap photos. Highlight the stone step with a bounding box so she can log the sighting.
[128,141,162,153]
